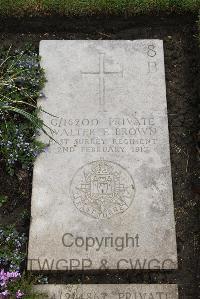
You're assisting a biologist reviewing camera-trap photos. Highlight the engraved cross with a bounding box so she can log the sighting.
[81,53,123,112]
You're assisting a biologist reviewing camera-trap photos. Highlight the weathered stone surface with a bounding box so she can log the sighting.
[28,40,177,270]
[34,284,178,299]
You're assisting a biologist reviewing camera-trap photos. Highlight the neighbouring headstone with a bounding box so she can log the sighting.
[34,284,179,299]
[28,40,177,270]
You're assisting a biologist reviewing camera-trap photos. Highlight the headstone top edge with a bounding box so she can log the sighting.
[39,39,163,45]
[34,284,178,287]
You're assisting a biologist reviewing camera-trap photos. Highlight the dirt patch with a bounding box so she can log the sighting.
[0,14,199,299]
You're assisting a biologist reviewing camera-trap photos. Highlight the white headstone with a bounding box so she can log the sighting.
[34,284,179,299]
[28,40,177,270]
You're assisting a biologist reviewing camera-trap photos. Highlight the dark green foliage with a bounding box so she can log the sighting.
[0,121,46,175]
[0,225,26,271]
[0,194,8,207]
[0,46,47,175]
[0,0,199,16]
[0,46,45,126]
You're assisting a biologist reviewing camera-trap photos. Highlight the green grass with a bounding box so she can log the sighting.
[0,0,199,16]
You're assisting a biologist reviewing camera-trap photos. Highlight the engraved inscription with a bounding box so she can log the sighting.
[48,113,158,154]
[147,44,157,57]
[70,159,135,219]
[81,53,123,112]
[148,61,157,73]
[147,44,157,73]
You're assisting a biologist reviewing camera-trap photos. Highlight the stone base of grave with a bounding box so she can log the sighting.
[33,284,178,299]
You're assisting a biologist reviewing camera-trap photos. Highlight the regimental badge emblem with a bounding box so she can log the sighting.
[70,159,135,219]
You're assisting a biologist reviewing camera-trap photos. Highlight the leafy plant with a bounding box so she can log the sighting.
[0,46,54,145]
[0,225,48,298]
[0,225,26,272]
[0,46,51,175]
[0,270,47,298]
[0,195,8,207]
[0,46,45,126]
[0,120,46,175]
